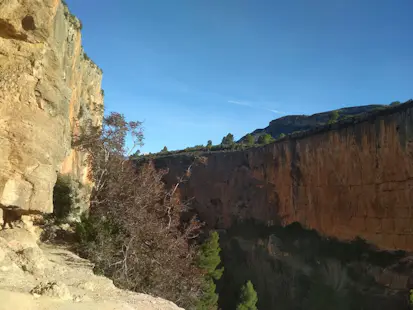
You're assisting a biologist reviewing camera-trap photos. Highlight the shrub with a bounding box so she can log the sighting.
[40,174,84,242]
[328,110,340,124]
[184,145,205,152]
[210,145,223,152]
[277,133,286,139]
[52,174,81,222]
[52,175,72,220]
[390,101,401,106]
[72,112,203,308]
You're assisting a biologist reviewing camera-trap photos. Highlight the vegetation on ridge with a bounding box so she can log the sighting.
[257,133,274,144]
[135,99,412,161]
[62,0,83,30]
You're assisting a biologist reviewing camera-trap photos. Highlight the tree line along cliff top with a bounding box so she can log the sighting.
[134,99,413,162]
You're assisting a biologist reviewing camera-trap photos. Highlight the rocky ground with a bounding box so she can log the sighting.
[0,222,183,310]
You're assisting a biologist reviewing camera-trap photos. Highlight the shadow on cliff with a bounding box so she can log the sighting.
[217,220,411,310]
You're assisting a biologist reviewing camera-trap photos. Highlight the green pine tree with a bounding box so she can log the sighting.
[221,133,234,147]
[237,281,258,310]
[196,231,224,310]
[197,278,219,310]
[245,134,255,146]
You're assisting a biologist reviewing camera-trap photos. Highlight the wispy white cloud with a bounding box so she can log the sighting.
[227,100,252,107]
[228,99,288,115]
[269,109,286,114]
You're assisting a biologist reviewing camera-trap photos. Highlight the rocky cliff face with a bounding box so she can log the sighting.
[0,0,103,213]
[156,101,413,251]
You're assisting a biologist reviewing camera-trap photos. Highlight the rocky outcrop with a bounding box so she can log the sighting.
[0,227,183,310]
[155,101,413,251]
[0,0,103,213]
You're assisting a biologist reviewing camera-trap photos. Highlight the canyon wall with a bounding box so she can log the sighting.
[0,0,103,213]
[156,102,413,251]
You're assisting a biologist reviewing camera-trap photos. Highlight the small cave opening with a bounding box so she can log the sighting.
[22,15,36,31]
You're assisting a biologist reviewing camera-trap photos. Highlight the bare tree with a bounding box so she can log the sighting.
[73,112,203,308]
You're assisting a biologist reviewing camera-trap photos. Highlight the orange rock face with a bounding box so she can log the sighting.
[157,102,413,251]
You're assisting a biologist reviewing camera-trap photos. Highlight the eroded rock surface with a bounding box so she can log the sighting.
[0,0,103,213]
[0,228,183,310]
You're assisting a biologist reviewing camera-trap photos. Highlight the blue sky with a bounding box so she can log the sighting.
[66,0,413,154]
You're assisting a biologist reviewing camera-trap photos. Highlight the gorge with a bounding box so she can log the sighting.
[1,0,412,309]
[155,101,413,252]
[153,101,413,309]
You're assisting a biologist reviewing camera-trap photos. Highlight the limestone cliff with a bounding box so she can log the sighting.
[155,100,413,251]
[0,0,103,213]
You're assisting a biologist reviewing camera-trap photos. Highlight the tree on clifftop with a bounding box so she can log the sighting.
[245,134,255,146]
[257,133,274,144]
[237,281,258,310]
[221,133,234,147]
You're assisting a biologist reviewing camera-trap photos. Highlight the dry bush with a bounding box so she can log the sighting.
[73,112,203,308]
